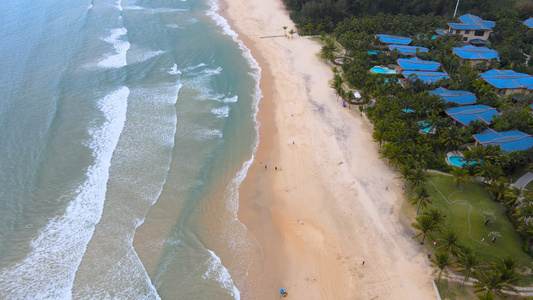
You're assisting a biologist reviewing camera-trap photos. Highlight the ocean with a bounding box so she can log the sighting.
[0,0,263,298]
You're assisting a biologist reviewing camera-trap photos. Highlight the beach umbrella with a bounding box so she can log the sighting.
[280,289,285,293]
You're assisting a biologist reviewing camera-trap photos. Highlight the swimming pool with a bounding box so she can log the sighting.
[370,66,397,74]
[446,155,479,167]
[368,50,377,55]
[418,121,434,134]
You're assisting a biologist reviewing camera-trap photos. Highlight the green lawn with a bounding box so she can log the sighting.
[423,174,532,268]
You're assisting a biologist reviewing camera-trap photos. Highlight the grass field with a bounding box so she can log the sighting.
[422,174,532,269]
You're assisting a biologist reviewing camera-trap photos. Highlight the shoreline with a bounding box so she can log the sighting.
[218,0,438,298]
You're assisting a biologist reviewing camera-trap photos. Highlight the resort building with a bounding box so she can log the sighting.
[396,57,441,72]
[374,34,412,45]
[524,17,533,29]
[435,29,454,36]
[429,87,477,106]
[402,71,449,84]
[473,129,533,152]
[447,14,495,44]
[388,45,428,56]
[452,45,499,66]
[479,69,533,96]
[445,105,499,127]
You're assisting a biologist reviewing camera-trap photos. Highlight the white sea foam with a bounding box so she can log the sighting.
[98,27,130,69]
[204,0,264,295]
[0,87,130,299]
[203,250,241,299]
[166,24,183,29]
[128,50,165,64]
[223,95,238,103]
[211,106,230,118]
[168,64,181,75]
[115,0,122,11]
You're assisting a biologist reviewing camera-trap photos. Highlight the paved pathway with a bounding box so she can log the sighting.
[514,172,533,189]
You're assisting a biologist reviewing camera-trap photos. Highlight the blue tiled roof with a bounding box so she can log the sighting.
[397,57,440,71]
[524,17,533,29]
[473,129,533,152]
[479,69,533,90]
[403,71,449,84]
[389,45,428,55]
[453,45,499,61]
[430,87,477,106]
[435,29,453,36]
[375,34,412,45]
[445,105,498,126]
[448,14,495,30]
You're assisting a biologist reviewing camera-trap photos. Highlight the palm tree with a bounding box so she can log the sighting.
[474,269,506,299]
[288,29,295,39]
[450,167,469,187]
[408,167,427,189]
[485,178,509,202]
[438,229,460,256]
[412,187,432,215]
[481,211,496,226]
[475,162,504,185]
[488,231,502,243]
[412,209,444,244]
[380,143,404,170]
[492,257,519,288]
[456,248,481,289]
[439,126,464,151]
[398,164,413,187]
[283,26,288,36]
[430,251,453,281]
[476,292,495,300]
[412,214,437,244]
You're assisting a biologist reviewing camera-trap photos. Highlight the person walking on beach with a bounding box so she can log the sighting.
[362,261,365,267]
[265,165,267,169]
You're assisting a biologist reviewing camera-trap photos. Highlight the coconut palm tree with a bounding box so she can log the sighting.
[450,167,469,187]
[430,251,453,281]
[476,292,495,300]
[456,247,481,289]
[474,269,506,299]
[412,187,431,215]
[288,29,295,39]
[412,209,444,244]
[398,164,413,187]
[408,166,427,189]
[475,162,504,184]
[439,126,464,151]
[438,229,460,256]
[283,26,288,36]
[485,178,510,202]
[492,257,519,287]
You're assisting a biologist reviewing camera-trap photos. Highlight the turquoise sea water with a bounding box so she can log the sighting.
[0,0,262,298]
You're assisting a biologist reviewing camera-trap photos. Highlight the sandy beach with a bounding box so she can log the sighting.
[219,0,438,298]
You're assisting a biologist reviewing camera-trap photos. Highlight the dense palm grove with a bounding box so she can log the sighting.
[283,0,533,297]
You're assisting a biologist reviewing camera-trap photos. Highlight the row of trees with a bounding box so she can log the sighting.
[281,0,523,34]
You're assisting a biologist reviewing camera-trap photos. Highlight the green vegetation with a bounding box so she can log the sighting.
[427,174,531,266]
[281,0,522,33]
